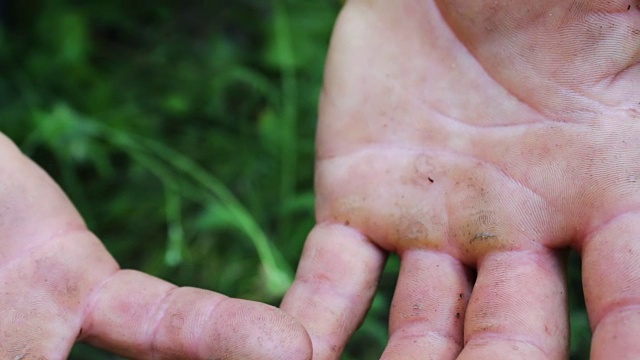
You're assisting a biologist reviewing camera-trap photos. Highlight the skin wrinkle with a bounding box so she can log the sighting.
[608,58,640,89]
[148,286,180,358]
[397,247,467,271]
[196,293,222,357]
[474,249,561,274]
[389,309,466,344]
[191,295,232,358]
[463,334,552,359]
[596,10,640,87]
[593,302,640,333]
[433,2,544,97]
[463,306,557,356]
[321,143,556,230]
[423,10,583,127]
[76,267,121,342]
[390,327,463,347]
[435,1,638,119]
[424,66,555,128]
[286,276,358,312]
[0,224,87,276]
[427,102,549,129]
[579,205,640,245]
[420,45,591,125]
[292,239,382,307]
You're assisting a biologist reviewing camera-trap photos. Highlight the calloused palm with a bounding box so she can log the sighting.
[281,1,640,359]
[0,133,311,359]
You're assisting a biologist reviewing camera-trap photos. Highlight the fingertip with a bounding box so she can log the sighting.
[210,297,313,360]
[275,310,314,360]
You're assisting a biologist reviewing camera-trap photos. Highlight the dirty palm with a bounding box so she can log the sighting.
[282,1,640,359]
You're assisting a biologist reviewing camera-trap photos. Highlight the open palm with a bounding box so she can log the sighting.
[282,1,640,359]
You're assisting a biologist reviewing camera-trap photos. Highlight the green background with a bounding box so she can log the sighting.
[0,0,590,358]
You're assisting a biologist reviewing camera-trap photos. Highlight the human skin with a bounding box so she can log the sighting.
[281,0,640,359]
[0,132,312,358]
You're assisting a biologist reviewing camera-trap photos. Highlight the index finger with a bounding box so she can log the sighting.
[81,269,312,360]
[280,223,386,359]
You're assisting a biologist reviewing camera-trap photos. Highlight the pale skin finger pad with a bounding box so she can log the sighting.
[462,250,568,358]
[582,213,640,359]
[381,250,470,360]
[591,308,640,360]
[280,224,386,359]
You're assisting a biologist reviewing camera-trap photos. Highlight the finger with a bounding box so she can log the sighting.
[459,250,568,359]
[581,213,640,359]
[280,223,386,359]
[80,270,311,360]
[380,249,470,360]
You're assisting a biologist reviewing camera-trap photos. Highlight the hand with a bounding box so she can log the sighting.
[281,1,640,359]
[0,132,311,359]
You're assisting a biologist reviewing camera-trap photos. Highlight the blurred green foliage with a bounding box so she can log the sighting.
[0,0,590,358]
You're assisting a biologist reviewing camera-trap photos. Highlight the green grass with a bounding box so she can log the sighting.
[0,1,590,358]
